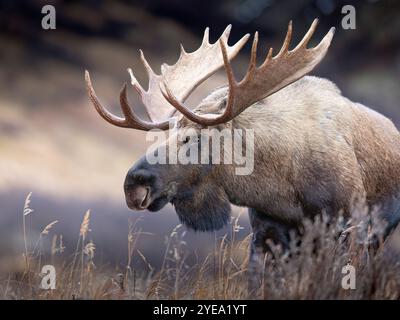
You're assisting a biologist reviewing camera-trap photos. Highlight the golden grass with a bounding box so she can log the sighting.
[1,193,400,299]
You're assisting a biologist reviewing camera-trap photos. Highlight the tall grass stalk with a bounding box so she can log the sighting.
[3,194,400,300]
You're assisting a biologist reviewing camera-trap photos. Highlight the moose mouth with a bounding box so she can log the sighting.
[139,186,151,209]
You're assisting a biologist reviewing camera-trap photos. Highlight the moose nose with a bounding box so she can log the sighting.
[125,185,150,210]
[124,167,156,210]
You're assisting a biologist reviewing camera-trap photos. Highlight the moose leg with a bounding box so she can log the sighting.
[247,208,293,297]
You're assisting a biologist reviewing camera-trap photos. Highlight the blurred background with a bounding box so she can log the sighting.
[0,0,399,273]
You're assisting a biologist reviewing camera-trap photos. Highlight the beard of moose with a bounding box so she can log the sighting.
[172,179,232,231]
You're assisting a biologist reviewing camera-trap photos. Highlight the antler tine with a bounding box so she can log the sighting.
[179,44,187,57]
[139,50,157,78]
[242,32,259,83]
[294,18,318,50]
[233,33,251,53]
[119,84,169,130]
[135,49,171,122]
[250,32,259,70]
[314,26,336,52]
[127,67,153,121]
[85,70,169,130]
[220,24,232,42]
[119,83,145,129]
[219,24,251,54]
[276,21,293,57]
[85,71,127,128]
[260,47,274,69]
[219,38,237,91]
[202,27,210,45]
[127,68,144,97]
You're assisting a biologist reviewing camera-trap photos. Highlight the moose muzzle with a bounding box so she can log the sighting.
[124,166,156,210]
[125,184,150,210]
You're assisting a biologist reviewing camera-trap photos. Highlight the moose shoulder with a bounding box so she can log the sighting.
[85,20,400,260]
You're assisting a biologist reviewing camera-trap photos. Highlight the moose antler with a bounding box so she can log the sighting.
[161,19,335,126]
[85,25,249,130]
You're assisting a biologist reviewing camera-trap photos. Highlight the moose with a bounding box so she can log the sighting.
[85,20,400,278]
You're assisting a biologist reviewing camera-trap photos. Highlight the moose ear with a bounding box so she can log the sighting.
[172,182,231,232]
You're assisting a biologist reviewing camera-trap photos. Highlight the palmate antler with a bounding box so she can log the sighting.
[85,25,249,130]
[161,19,335,126]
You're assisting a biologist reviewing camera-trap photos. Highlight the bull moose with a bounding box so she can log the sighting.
[85,20,400,277]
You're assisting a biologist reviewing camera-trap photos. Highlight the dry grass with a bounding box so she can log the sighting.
[1,193,400,300]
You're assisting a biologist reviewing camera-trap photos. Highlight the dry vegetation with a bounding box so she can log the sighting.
[1,193,400,300]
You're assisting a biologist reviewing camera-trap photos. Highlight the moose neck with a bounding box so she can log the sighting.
[211,103,304,223]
